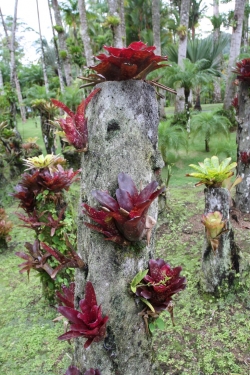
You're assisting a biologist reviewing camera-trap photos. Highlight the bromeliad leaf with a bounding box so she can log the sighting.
[131,269,148,293]
[140,297,155,312]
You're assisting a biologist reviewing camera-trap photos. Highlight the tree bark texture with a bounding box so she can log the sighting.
[213,0,222,103]
[75,81,164,375]
[175,0,191,113]
[235,81,250,212]
[107,0,124,47]
[200,187,240,293]
[223,0,246,110]
[51,0,72,86]
[78,0,94,66]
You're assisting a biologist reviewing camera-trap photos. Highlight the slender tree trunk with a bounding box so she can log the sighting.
[75,81,163,375]
[119,0,126,46]
[0,7,26,122]
[48,0,65,93]
[213,0,222,103]
[200,187,240,293]
[0,69,3,95]
[224,0,246,110]
[107,0,124,47]
[235,80,250,212]
[51,0,72,86]
[78,0,94,66]
[36,0,49,94]
[15,72,26,122]
[152,0,165,119]
[175,0,191,113]
[40,110,56,154]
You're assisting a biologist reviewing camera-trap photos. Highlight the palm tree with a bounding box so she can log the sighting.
[224,0,246,110]
[51,0,72,86]
[176,0,191,113]
[107,0,125,47]
[78,0,94,65]
[36,0,49,94]
[190,111,231,152]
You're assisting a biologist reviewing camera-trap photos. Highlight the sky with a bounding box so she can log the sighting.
[0,0,235,65]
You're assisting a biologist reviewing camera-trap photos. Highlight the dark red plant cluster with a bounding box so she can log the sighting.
[135,258,186,312]
[240,151,250,164]
[56,282,75,308]
[231,95,239,112]
[82,172,165,246]
[58,281,108,349]
[64,365,101,375]
[51,88,100,152]
[232,58,250,81]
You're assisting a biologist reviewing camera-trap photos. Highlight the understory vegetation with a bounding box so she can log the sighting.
[0,111,250,374]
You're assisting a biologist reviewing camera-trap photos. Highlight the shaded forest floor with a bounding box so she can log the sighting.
[0,180,250,374]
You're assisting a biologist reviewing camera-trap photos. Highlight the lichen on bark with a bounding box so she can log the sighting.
[75,80,164,375]
[200,187,240,293]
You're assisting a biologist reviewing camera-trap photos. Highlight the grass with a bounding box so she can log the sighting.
[165,103,223,116]
[1,111,249,374]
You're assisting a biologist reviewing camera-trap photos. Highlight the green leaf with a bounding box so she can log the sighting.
[130,269,148,293]
[155,317,165,330]
[149,323,155,333]
[140,298,155,312]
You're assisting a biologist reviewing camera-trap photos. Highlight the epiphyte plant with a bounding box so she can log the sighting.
[64,365,101,375]
[131,258,186,330]
[79,41,176,94]
[186,156,237,187]
[232,58,250,81]
[82,172,165,246]
[57,281,108,349]
[201,211,227,252]
[51,88,100,152]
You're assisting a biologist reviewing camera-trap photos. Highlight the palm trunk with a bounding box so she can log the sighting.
[36,0,50,94]
[235,80,250,212]
[0,69,3,95]
[75,81,163,374]
[224,0,246,110]
[15,72,26,122]
[107,0,124,47]
[78,0,94,66]
[51,0,72,86]
[200,187,240,293]
[213,0,222,103]
[48,0,65,93]
[175,0,191,114]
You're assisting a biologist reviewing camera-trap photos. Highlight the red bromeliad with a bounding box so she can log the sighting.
[135,258,186,312]
[79,41,176,94]
[51,89,100,151]
[58,281,108,349]
[56,282,75,309]
[64,366,101,375]
[232,58,250,81]
[83,172,165,246]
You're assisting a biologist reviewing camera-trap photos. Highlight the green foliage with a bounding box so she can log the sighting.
[59,50,68,60]
[104,15,121,27]
[130,269,148,293]
[54,25,64,33]
[186,155,237,186]
[158,120,188,164]
[149,317,165,333]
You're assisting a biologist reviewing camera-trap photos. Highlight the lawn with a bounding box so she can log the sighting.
[1,112,249,375]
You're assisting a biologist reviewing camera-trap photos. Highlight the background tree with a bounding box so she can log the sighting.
[51,0,72,85]
[78,0,94,66]
[107,0,125,47]
[224,0,246,110]
[36,0,49,94]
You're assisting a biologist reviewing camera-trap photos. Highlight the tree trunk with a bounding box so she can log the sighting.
[48,0,65,93]
[0,69,3,95]
[51,0,72,86]
[235,81,250,212]
[15,72,26,122]
[40,111,56,154]
[223,0,246,110]
[36,0,50,94]
[152,0,165,119]
[200,187,240,293]
[75,80,163,375]
[119,0,126,46]
[107,0,124,47]
[213,0,222,103]
[175,0,191,113]
[78,0,94,66]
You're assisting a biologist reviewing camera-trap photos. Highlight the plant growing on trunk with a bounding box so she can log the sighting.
[201,211,226,252]
[83,172,165,246]
[0,208,13,249]
[186,156,237,187]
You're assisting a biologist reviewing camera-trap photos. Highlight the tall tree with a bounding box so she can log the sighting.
[36,0,50,94]
[223,0,246,110]
[107,0,124,47]
[51,0,72,85]
[175,0,191,113]
[211,0,222,102]
[0,5,26,123]
[78,0,94,66]
[48,0,65,93]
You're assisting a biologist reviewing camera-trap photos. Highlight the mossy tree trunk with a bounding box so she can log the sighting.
[235,80,250,213]
[200,187,240,293]
[75,81,163,375]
